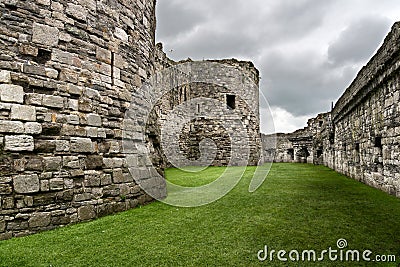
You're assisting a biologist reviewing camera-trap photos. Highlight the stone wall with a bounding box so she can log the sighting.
[331,22,400,196]
[0,0,163,239]
[262,22,400,197]
[154,46,262,167]
[262,113,330,164]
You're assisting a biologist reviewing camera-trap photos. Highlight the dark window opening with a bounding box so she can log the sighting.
[227,94,235,110]
[374,137,382,149]
[319,121,323,127]
[355,143,360,152]
[111,52,115,86]
[329,132,335,144]
[148,134,160,150]
[34,49,52,64]
[183,86,188,102]
[287,148,294,160]
[5,3,18,10]
[197,104,201,113]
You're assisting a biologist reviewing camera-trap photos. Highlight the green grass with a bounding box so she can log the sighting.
[165,166,226,187]
[0,163,400,266]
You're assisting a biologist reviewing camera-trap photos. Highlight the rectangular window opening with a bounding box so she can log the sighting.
[374,137,382,149]
[227,94,236,110]
[34,49,52,64]
[355,142,360,152]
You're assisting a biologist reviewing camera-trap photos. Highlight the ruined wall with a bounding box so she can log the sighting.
[262,113,329,164]
[331,22,400,197]
[262,22,400,197]
[0,0,163,239]
[155,46,261,167]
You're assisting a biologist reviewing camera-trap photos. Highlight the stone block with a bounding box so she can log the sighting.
[25,156,44,171]
[49,178,64,191]
[114,27,129,42]
[66,3,88,21]
[10,105,36,121]
[51,49,75,65]
[69,99,79,111]
[25,93,43,105]
[45,68,59,79]
[96,47,111,64]
[32,23,59,46]
[52,215,70,226]
[35,140,56,153]
[113,53,128,69]
[5,135,34,151]
[70,137,93,153]
[109,141,120,153]
[40,180,50,192]
[85,155,103,170]
[101,174,112,185]
[37,0,50,5]
[0,121,24,133]
[55,140,70,152]
[23,64,46,76]
[78,0,96,11]
[2,196,14,209]
[84,170,101,187]
[42,95,64,109]
[24,122,42,134]
[66,84,82,96]
[43,157,62,171]
[86,127,98,137]
[0,70,11,83]
[0,184,12,195]
[87,113,102,126]
[59,69,78,83]
[19,44,39,56]
[0,220,6,233]
[29,213,51,228]
[0,84,24,103]
[67,115,79,125]
[13,174,40,194]
[63,156,81,169]
[112,169,124,184]
[78,205,96,221]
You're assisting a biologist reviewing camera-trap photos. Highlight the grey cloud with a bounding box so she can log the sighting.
[156,0,400,129]
[158,0,335,61]
[156,0,206,39]
[259,49,357,116]
[328,16,392,66]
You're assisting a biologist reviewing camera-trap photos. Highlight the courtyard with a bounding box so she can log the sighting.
[0,163,399,266]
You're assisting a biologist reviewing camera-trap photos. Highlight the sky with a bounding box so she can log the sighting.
[155,0,400,134]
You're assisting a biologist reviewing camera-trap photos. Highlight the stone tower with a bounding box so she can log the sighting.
[0,0,162,239]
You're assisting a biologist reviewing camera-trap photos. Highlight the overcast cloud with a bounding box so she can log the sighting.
[156,0,400,133]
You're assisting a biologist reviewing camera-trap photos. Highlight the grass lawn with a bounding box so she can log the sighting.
[0,163,399,266]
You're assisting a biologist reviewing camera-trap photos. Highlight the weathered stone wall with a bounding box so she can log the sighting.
[262,113,329,164]
[0,0,162,239]
[154,46,261,167]
[262,22,400,197]
[331,22,400,196]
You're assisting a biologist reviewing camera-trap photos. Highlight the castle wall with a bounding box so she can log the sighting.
[155,47,262,167]
[331,22,400,196]
[0,0,163,239]
[261,22,400,197]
